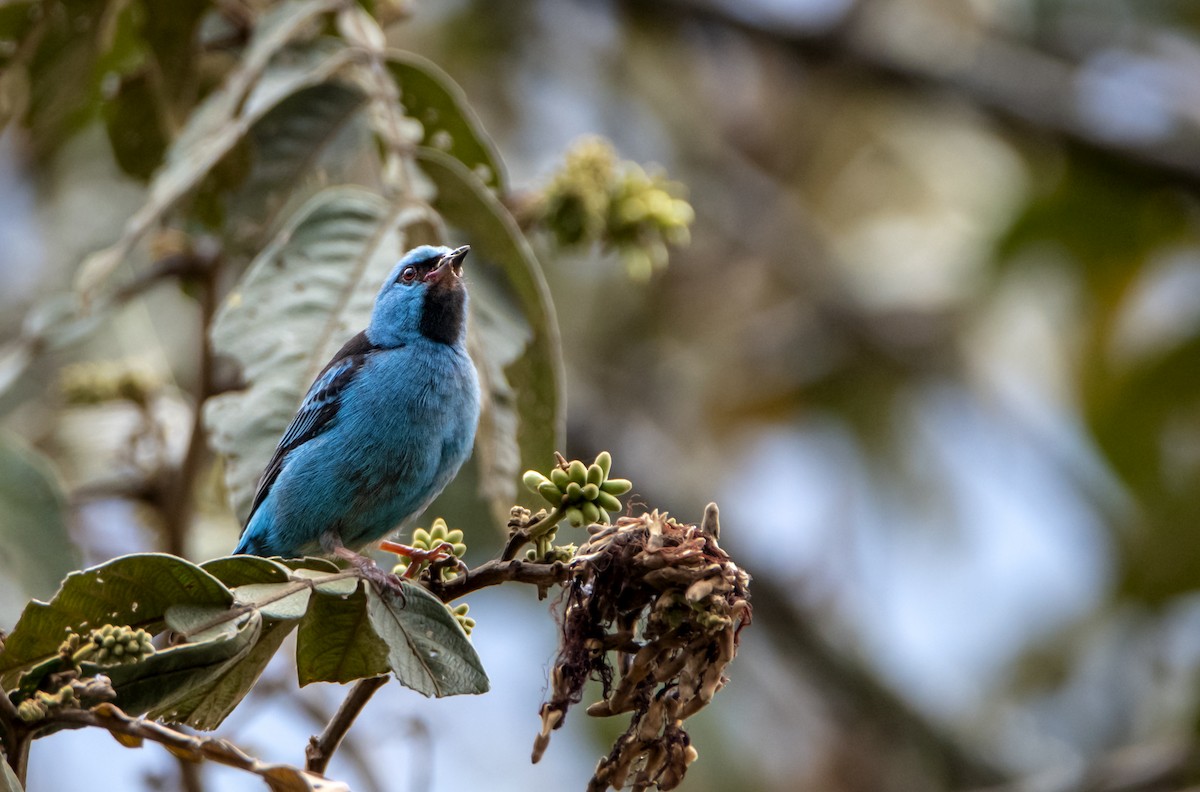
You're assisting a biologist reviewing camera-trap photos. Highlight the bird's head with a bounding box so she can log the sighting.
[367,244,470,348]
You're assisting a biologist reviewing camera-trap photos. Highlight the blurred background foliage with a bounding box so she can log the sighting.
[3,0,1200,791]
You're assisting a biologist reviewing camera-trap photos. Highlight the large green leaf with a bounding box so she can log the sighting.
[152,617,296,730]
[0,554,233,683]
[366,582,489,697]
[296,582,390,685]
[387,52,506,193]
[416,148,564,518]
[201,555,294,587]
[0,431,78,616]
[204,186,434,521]
[76,0,354,300]
[88,610,262,718]
[225,81,371,254]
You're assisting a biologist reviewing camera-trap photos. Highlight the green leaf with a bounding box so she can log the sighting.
[153,618,296,730]
[0,553,232,684]
[226,80,371,253]
[201,555,294,587]
[289,567,359,596]
[76,2,355,299]
[387,52,506,192]
[204,186,433,521]
[296,582,390,685]
[416,148,564,518]
[280,557,343,573]
[88,611,262,718]
[366,582,488,697]
[0,431,79,614]
[232,582,312,621]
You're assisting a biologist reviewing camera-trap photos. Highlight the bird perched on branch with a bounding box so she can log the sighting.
[234,244,480,587]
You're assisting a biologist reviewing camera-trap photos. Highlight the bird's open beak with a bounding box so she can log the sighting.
[424,245,470,284]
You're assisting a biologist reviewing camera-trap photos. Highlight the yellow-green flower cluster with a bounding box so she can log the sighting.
[535,137,694,280]
[391,518,467,579]
[72,624,156,666]
[449,602,475,636]
[16,684,79,722]
[523,451,632,528]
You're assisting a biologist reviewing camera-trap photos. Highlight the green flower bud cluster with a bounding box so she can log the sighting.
[533,136,694,281]
[391,518,467,580]
[449,602,475,636]
[16,683,79,722]
[523,451,632,529]
[60,360,161,407]
[73,624,156,666]
[411,518,467,557]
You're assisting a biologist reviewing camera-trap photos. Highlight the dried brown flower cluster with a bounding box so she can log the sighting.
[532,505,751,791]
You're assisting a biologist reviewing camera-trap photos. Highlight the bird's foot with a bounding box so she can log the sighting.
[330,546,407,600]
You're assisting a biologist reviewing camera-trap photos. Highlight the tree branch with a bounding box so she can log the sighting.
[305,676,389,775]
[35,704,344,790]
[159,240,222,558]
[425,557,571,602]
[628,0,1200,188]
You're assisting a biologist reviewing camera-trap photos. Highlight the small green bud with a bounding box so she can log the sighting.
[565,482,583,502]
[581,483,600,501]
[566,506,585,527]
[523,470,548,493]
[586,464,604,487]
[550,468,571,490]
[538,481,564,505]
[452,543,467,557]
[568,460,588,485]
[446,528,464,544]
[595,491,623,515]
[600,478,632,495]
[580,501,600,525]
[595,451,612,478]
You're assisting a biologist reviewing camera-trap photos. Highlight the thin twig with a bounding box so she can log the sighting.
[160,242,222,557]
[500,507,564,561]
[426,558,572,602]
[34,704,341,789]
[306,676,389,775]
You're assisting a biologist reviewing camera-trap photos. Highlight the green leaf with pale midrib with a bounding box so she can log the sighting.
[88,611,262,718]
[366,582,488,698]
[0,553,233,685]
[153,617,296,730]
[76,0,354,298]
[296,582,390,685]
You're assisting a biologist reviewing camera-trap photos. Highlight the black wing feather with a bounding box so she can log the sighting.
[243,331,385,525]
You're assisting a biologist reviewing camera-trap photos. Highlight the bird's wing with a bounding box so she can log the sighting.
[243,331,384,526]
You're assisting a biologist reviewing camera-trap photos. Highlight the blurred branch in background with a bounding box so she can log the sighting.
[636,0,1200,186]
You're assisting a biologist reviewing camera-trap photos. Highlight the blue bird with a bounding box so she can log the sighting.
[234,244,480,586]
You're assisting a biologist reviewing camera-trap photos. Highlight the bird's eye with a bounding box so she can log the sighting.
[398,266,417,284]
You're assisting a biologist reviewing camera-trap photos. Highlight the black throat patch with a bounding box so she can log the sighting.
[419,284,466,345]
